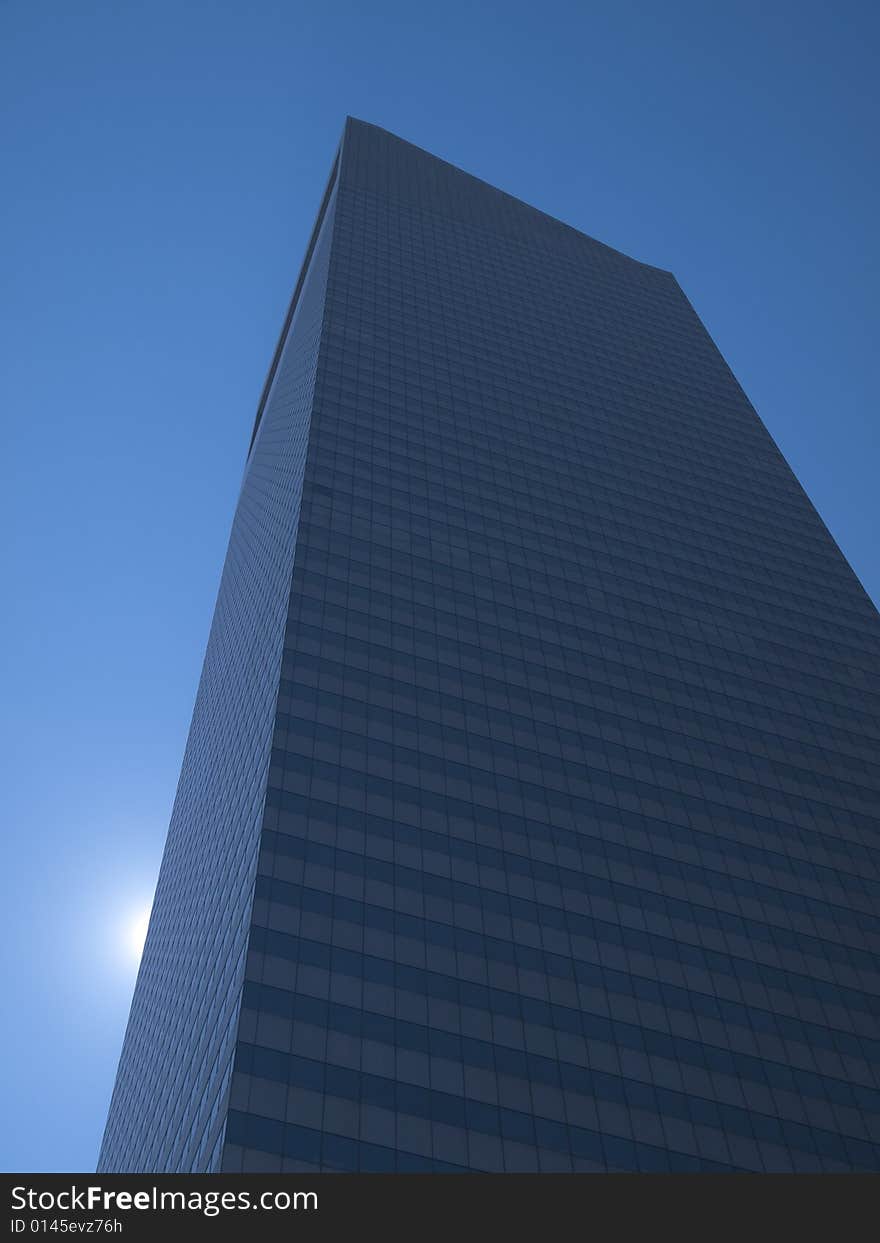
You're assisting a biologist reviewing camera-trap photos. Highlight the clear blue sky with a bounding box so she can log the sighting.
[1,0,877,1172]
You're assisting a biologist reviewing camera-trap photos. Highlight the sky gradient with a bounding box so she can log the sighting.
[2,0,877,1172]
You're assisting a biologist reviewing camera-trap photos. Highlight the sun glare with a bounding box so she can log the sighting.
[127,905,152,964]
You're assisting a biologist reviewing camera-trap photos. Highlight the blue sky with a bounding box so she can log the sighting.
[1,0,877,1172]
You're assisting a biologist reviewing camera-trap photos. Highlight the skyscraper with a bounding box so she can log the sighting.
[99,118,880,1174]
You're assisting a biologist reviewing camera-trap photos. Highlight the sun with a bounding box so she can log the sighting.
[127,905,152,963]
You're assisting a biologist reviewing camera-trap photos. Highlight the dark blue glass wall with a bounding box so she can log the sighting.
[104,119,880,1173]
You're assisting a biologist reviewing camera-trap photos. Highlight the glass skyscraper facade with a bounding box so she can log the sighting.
[99,118,880,1174]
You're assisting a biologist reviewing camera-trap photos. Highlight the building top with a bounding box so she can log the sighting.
[249,118,670,458]
[340,117,665,273]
